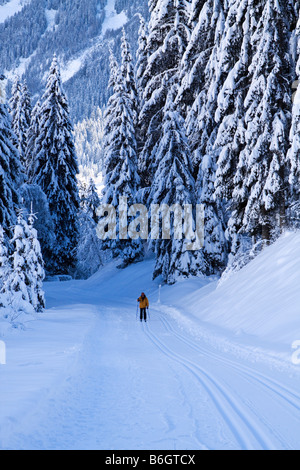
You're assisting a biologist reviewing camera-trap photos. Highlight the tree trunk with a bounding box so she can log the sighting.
[261,206,270,246]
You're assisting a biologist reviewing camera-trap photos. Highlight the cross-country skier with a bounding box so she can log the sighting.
[137,292,149,322]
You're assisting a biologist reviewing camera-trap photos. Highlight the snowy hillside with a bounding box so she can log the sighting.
[0,0,29,23]
[0,0,149,120]
[158,231,300,359]
[102,0,128,35]
[1,232,300,450]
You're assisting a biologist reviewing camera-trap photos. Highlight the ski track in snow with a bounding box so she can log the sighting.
[143,311,298,450]
[2,307,300,449]
[1,257,300,450]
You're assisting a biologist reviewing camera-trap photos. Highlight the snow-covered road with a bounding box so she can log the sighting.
[1,249,300,450]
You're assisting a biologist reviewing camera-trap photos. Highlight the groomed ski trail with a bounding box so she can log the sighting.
[4,291,300,450]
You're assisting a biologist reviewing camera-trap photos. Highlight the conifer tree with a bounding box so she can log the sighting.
[30,55,80,274]
[236,0,292,242]
[21,80,32,132]
[103,50,120,153]
[135,15,149,159]
[213,0,251,198]
[287,11,300,203]
[177,0,220,119]
[27,99,41,180]
[20,182,56,271]
[211,0,257,256]
[149,88,205,284]
[27,208,45,312]
[101,50,143,266]
[0,225,9,282]
[181,0,229,272]
[139,0,191,187]
[76,208,103,280]
[103,59,140,205]
[10,78,31,164]
[197,152,228,274]
[0,77,21,234]
[9,77,31,172]
[3,211,34,316]
[121,29,138,125]
[135,15,148,113]
[9,77,22,133]
[84,178,100,223]
[0,225,10,308]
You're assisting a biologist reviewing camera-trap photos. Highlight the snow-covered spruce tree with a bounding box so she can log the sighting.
[135,15,148,114]
[84,178,100,223]
[9,77,22,139]
[30,55,80,275]
[76,209,103,280]
[197,152,228,275]
[212,0,261,258]
[139,0,191,187]
[0,225,9,281]
[2,209,45,316]
[9,77,31,171]
[27,209,45,313]
[186,0,232,177]
[0,225,11,309]
[149,88,206,284]
[101,52,143,266]
[181,0,229,273]
[287,11,300,212]
[234,0,293,243]
[20,183,56,268]
[213,0,253,200]
[74,106,104,172]
[3,211,34,317]
[177,0,221,121]
[103,50,119,152]
[182,0,228,171]
[26,99,41,180]
[76,179,102,279]
[121,28,138,126]
[189,0,206,23]
[0,77,21,234]
[135,15,149,155]
[21,81,32,134]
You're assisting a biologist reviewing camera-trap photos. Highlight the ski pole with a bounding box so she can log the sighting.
[136,302,139,321]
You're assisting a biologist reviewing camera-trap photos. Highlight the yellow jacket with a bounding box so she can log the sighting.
[138,296,149,309]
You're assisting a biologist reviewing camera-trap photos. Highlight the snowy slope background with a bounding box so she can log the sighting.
[0,0,149,122]
[0,0,30,22]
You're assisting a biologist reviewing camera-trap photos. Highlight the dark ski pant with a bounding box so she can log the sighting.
[140,308,147,321]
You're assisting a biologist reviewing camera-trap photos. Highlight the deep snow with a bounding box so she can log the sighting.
[0,232,300,450]
[0,0,29,24]
[102,0,128,36]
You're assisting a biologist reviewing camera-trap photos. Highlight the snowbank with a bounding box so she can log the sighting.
[158,231,300,363]
[0,299,96,449]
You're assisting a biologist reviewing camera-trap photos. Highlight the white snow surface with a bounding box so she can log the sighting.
[60,55,87,83]
[0,232,300,450]
[45,9,57,32]
[0,0,29,23]
[102,0,128,36]
[60,0,129,84]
